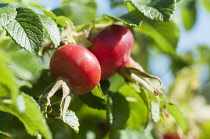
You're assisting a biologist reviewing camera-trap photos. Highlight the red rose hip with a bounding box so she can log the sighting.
[89,25,134,80]
[50,44,101,95]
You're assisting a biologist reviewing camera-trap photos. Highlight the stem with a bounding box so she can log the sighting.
[130,73,156,94]
[46,80,63,112]
[60,80,72,122]
[61,94,72,122]
[119,67,164,96]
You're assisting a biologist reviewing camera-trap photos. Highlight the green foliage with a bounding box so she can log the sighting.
[40,15,61,47]
[64,110,80,133]
[0,0,209,138]
[166,104,187,133]
[79,85,106,110]
[3,7,44,52]
[181,0,197,30]
[8,52,42,87]
[0,3,17,26]
[110,92,130,129]
[202,0,210,12]
[0,50,51,139]
[135,20,179,54]
[119,84,149,129]
[106,0,176,27]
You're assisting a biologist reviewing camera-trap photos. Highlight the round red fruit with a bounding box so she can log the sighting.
[50,44,101,95]
[89,25,134,80]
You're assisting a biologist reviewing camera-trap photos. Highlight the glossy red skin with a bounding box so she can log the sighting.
[89,25,134,80]
[50,44,101,95]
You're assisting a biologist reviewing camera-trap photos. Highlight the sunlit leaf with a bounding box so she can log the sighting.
[0,93,52,139]
[148,93,160,123]
[119,84,149,129]
[3,7,44,52]
[200,120,210,139]
[104,10,143,27]
[40,15,61,47]
[8,52,42,83]
[0,3,17,26]
[64,110,80,133]
[105,0,176,26]
[21,69,53,97]
[0,63,17,98]
[42,9,57,19]
[203,0,210,12]
[136,20,178,54]
[166,104,187,133]
[181,0,196,30]
[126,0,176,21]
[151,102,160,122]
[56,16,73,27]
[52,1,97,25]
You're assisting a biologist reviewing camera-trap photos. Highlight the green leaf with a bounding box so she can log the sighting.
[203,0,210,12]
[200,120,210,139]
[111,93,130,129]
[8,52,42,84]
[104,10,143,27]
[49,104,80,133]
[3,7,44,52]
[110,0,124,8]
[0,3,17,26]
[39,15,61,47]
[119,84,149,129]
[0,63,17,98]
[64,110,80,133]
[126,0,176,21]
[42,9,73,27]
[79,85,106,110]
[0,93,52,139]
[136,20,178,54]
[42,9,57,20]
[109,74,125,93]
[56,16,73,27]
[166,104,187,133]
[21,69,53,97]
[181,0,196,30]
[0,49,7,63]
[52,1,97,25]
[105,0,176,26]
[148,93,160,123]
